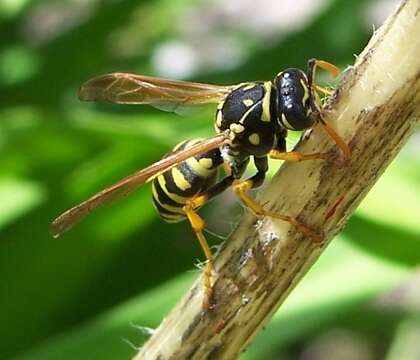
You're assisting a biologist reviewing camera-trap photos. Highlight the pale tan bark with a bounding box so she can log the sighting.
[135,0,420,358]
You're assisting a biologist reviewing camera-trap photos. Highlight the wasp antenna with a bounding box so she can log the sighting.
[314,60,340,78]
[319,118,351,161]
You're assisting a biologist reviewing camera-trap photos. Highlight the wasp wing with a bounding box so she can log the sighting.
[51,131,230,238]
[78,73,233,109]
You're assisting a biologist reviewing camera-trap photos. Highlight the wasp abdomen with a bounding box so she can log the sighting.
[152,139,222,223]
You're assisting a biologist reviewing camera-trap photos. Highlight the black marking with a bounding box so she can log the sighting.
[152,196,184,220]
[153,179,185,207]
[152,139,223,222]
[220,83,265,127]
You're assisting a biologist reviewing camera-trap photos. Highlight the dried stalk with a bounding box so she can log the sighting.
[135,1,420,358]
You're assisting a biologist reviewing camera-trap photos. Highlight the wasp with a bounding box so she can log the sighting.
[51,59,350,310]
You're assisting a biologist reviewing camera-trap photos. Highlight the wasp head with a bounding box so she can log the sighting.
[274,69,316,131]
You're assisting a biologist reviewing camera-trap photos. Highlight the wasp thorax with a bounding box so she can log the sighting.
[274,68,315,131]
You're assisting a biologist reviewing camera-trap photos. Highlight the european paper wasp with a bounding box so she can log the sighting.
[51,59,350,310]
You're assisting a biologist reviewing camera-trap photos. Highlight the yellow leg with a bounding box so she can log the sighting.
[233,180,323,241]
[269,149,335,162]
[270,133,350,166]
[183,195,214,310]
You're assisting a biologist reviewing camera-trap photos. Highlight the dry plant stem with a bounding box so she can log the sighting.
[135,1,420,359]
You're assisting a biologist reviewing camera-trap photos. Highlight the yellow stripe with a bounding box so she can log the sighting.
[161,213,185,223]
[281,113,295,130]
[242,83,256,91]
[199,157,213,168]
[172,141,186,152]
[172,138,202,152]
[300,78,310,107]
[172,167,191,191]
[185,157,214,178]
[239,101,260,124]
[152,183,185,214]
[157,175,188,203]
[186,139,202,147]
[261,82,272,122]
[216,110,223,128]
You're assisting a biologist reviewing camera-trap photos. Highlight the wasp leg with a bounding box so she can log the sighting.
[184,176,235,310]
[183,198,213,310]
[232,157,323,241]
[270,137,339,165]
[269,149,336,163]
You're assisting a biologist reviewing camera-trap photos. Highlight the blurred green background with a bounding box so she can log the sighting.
[1,0,419,359]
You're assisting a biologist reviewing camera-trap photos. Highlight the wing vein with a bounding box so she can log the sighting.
[51,131,230,237]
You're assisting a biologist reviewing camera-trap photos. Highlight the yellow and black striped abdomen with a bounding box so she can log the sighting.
[152,139,223,223]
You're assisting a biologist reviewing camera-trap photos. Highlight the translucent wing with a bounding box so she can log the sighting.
[78,73,234,109]
[51,131,230,238]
